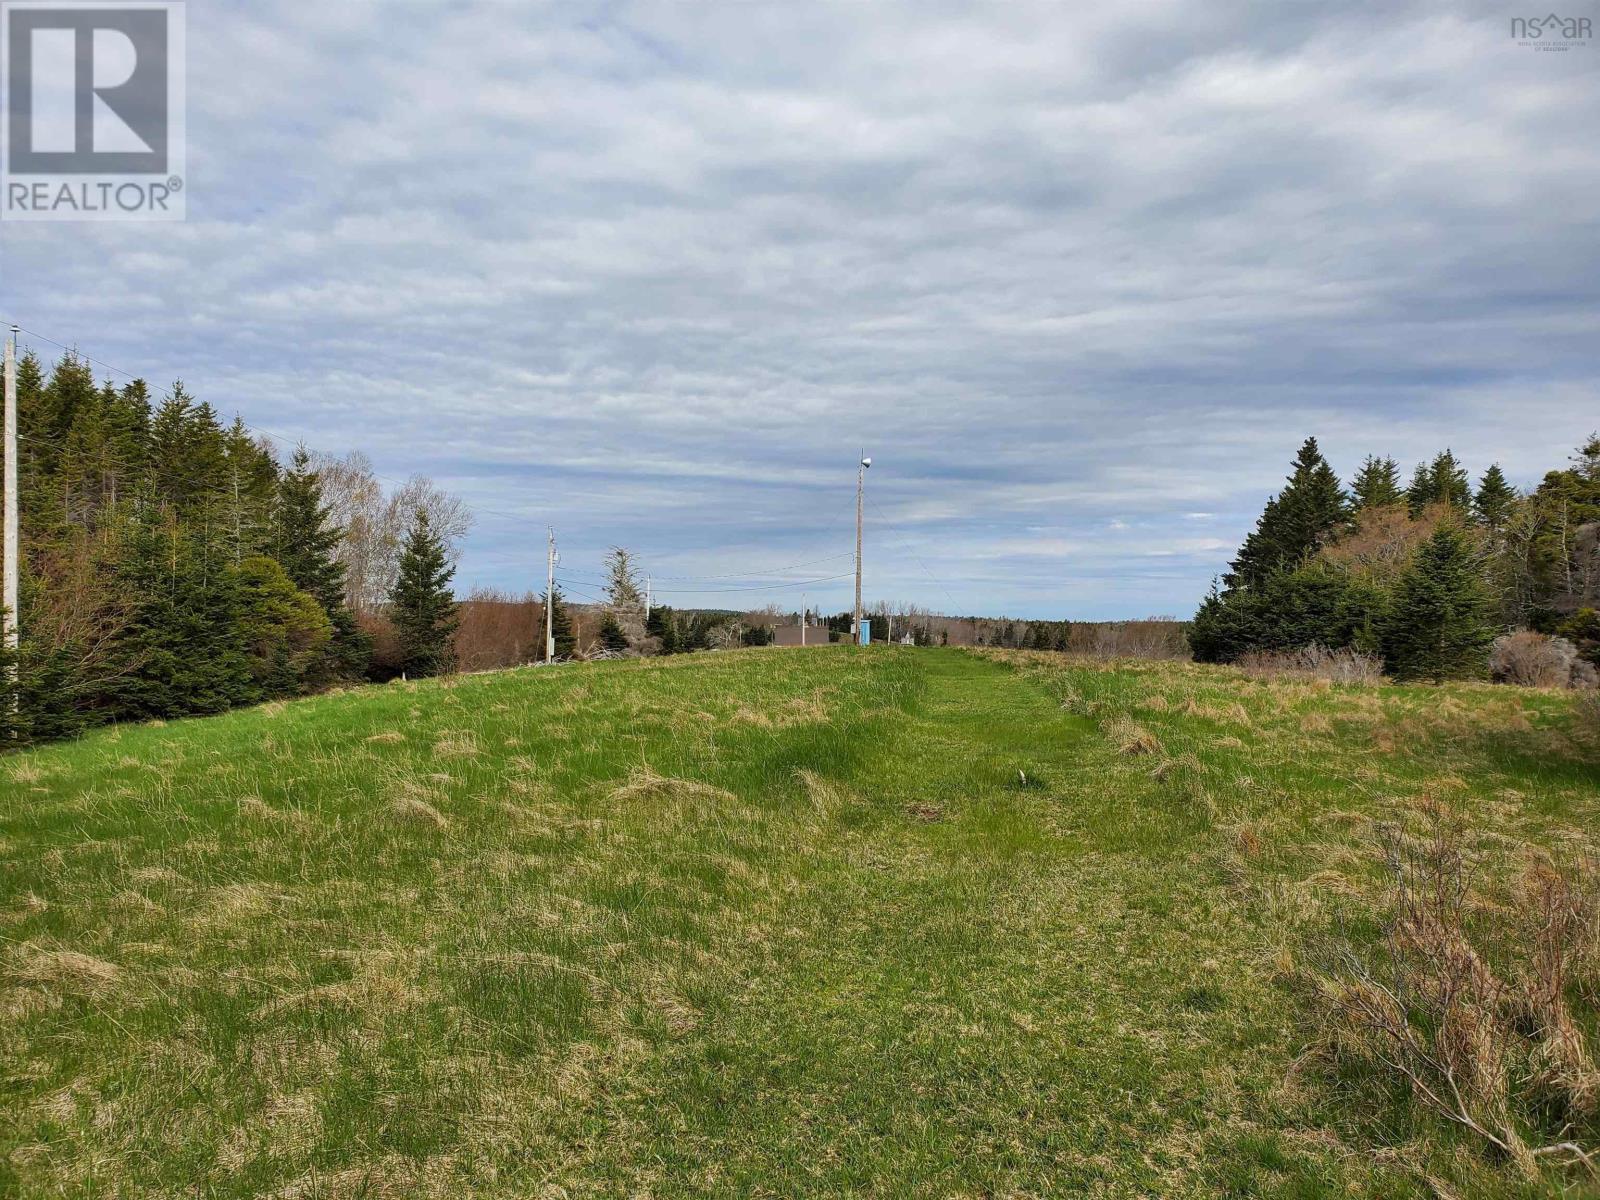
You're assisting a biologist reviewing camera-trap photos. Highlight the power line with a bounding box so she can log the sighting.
[635,572,855,596]
[559,570,853,598]
[552,576,610,606]
[865,493,964,615]
[622,550,855,581]
[555,549,854,585]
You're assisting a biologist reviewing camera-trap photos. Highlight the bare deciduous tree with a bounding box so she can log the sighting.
[309,451,472,614]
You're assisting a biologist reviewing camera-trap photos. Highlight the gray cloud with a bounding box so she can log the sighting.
[2,1,1595,617]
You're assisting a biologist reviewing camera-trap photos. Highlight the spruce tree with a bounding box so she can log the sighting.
[388,510,458,678]
[649,604,681,654]
[544,586,575,658]
[1407,450,1472,514]
[1380,525,1494,682]
[1226,438,1348,589]
[233,556,333,697]
[110,508,254,717]
[275,448,367,679]
[1351,455,1403,510]
[1472,464,1515,534]
[1430,450,1472,510]
[275,449,346,609]
[1405,461,1434,516]
[1573,434,1600,483]
[599,612,630,651]
[601,546,644,643]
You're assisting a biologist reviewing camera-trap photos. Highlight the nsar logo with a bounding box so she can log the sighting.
[1510,12,1592,50]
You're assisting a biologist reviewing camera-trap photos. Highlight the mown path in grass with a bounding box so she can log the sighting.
[3,647,1421,1198]
[549,650,1316,1197]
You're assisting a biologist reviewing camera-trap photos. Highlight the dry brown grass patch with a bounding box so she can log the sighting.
[7,943,122,996]
[731,694,829,729]
[387,793,449,829]
[1299,712,1334,735]
[1103,715,1162,756]
[608,765,737,809]
[794,769,850,817]
[1151,752,1203,783]
[364,730,405,745]
[431,730,480,758]
[8,760,47,785]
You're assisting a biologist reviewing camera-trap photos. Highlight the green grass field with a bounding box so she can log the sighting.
[2,647,1596,1198]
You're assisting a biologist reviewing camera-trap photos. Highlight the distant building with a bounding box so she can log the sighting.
[772,625,833,647]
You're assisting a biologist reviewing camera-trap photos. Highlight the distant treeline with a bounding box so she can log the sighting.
[1191,436,1600,681]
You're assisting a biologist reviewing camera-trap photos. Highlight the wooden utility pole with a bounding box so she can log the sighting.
[545,526,556,662]
[3,325,18,680]
[854,452,869,644]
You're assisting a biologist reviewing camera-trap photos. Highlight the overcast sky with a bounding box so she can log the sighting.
[2,1,1596,618]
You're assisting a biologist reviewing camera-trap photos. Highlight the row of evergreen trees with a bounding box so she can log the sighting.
[1190,436,1600,680]
[2,353,463,744]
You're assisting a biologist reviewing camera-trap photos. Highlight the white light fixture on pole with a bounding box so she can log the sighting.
[854,453,870,645]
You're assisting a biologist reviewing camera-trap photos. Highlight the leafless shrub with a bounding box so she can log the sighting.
[358,611,405,681]
[1490,632,1585,689]
[1070,619,1190,660]
[1237,645,1385,684]
[1312,802,1599,1180]
[452,590,543,672]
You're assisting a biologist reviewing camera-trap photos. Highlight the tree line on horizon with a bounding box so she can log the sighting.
[1190,435,1600,680]
[0,353,464,744]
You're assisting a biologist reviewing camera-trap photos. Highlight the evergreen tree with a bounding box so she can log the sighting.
[1351,455,1403,510]
[221,418,279,563]
[601,546,644,643]
[1405,460,1434,516]
[1227,437,1348,589]
[1472,464,1515,535]
[1573,434,1600,483]
[275,449,345,609]
[598,612,630,651]
[109,508,254,718]
[1380,525,1494,682]
[544,586,575,658]
[234,555,333,697]
[650,605,681,654]
[388,510,458,678]
[1431,450,1472,510]
[646,604,670,640]
[1407,450,1472,514]
[275,448,367,679]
